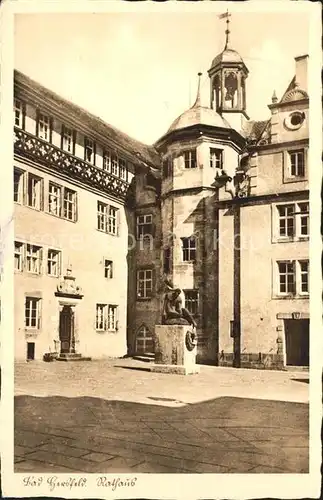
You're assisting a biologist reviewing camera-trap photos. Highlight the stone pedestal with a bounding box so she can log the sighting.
[150,325,200,375]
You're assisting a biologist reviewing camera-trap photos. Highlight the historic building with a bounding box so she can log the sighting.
[13,26,309,368]
[13,70,158,361]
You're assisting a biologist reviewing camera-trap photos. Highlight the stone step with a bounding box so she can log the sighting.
[132,353,155,363]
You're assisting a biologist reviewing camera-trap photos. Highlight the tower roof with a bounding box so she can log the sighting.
[209,11,247,73]
[167,73,230,134]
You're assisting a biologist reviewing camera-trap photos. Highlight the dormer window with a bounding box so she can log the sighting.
[184,149,197,169]
[84,137,95,164]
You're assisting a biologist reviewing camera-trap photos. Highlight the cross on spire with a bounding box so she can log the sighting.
[218,9,231,50]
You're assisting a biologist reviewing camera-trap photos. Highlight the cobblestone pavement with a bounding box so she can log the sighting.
[15,359,309,473]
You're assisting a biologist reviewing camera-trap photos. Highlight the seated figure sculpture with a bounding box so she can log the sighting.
[162,281,197,328]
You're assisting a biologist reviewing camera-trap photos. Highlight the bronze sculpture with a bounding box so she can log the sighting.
[162,281,197,328]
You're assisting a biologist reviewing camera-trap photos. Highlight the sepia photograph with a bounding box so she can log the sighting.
[0,1,321,498]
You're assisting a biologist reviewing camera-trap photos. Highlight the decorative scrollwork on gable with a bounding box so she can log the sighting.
[14,129,130,200]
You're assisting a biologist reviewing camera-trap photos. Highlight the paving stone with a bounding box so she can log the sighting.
[81,452,116,462]
[36,442,92,458]
[24,450,98,472]
[248,464,287,473]
[15,459,72,472]
[130,461,185,473]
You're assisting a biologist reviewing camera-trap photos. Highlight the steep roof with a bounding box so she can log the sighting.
[14,70,160,169]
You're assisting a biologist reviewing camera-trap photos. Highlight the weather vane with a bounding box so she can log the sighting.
[218,9,231,50]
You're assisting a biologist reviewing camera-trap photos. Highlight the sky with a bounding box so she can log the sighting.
[14,8,312,145]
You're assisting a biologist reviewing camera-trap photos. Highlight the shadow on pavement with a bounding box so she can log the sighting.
[291,378,309,384]
[14,395,309,473]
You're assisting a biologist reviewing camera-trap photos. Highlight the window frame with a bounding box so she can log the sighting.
[184,149,197,169]
[104,259,113,279]
[97,201,119,236]
[47,249,61,277]
[14,98,25,129]
[14,241,24,272]
[283,148,307,183]
[95,303,118,331]
[61,125,75,154]
[14,167,25,204]
[37,111,52,142]
[27,173,43,211]
[25,297,41,330]
[84,137,96,165]
[181,236,197,262]
[136,213,153,239]
[26,244,43,275]
[274,259,309,298]
[210,148,223,170]
[272,201,309,242]
[137,268,154,300]
[183,289,199,316]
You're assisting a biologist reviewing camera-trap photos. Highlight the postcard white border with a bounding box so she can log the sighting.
[0,1,322,499]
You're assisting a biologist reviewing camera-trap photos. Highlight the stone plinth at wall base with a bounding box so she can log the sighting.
[57,353,92,361]
[154,324,199,375]
[218,352,284,370]
[149,364,200,375]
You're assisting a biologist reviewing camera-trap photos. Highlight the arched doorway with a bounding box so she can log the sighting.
[135,325,154,355]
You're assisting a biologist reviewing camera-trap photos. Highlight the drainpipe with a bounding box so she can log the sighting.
[233,201,241,368]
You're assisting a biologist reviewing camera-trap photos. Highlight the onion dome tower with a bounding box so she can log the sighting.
[208,11,249,131]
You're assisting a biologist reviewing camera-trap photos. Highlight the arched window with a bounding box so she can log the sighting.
[135,325,154,354]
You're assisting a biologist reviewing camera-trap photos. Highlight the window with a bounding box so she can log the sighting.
[111,154,118,176]
[277,261,295,295]
[119,158,127,181]
[289,150,305,177]
[210,148,223,169]
[97,201,107,232]
[181,237,196,262]
[27,173,43,210]
[136,325,154,354]
[137,214,153,238]
[184,289,199,315]
[61,125,74,153]
[48,182,61,216]
[104,259,113,279]
[84,137,95,164]
[162,157,173,178]
[96,304,118,331]
[107,305,118,331]
[109,206,118,235]
[26,244,42,274]
[48,183,77,221]
[37,112,51,142]
[96,304,106,331]
[47,249,61,277]
[275,202,309,240]
[14,242,23,271]
[97,202,119,235]
[298,202,309,237]
[103,150,111,172]
[184,149,197,169]
[163,247,171,274]
[300,260,309,293]
[25,297,41,329]
[63,188,77,221]
[14,168,24,203]
[276,260,309,297]
[137,269,153,299]
[14,99,24,128]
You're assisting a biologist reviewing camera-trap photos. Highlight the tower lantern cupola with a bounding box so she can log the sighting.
[208,11,249,129]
